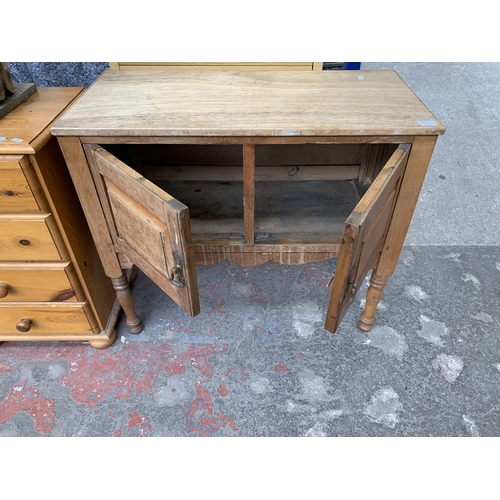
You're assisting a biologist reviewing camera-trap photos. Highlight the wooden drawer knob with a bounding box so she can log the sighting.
[16,318,33,333]
[0,282,10,298]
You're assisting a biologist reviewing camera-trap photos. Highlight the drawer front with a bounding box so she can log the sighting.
[0,156,40,211]
[0,303,93,335]
[0,215,62,261]
[0,264,79,302]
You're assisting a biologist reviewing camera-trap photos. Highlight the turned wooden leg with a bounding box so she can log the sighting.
[358,271,388,332]
[111,274,143,334]
[127,266,138,283]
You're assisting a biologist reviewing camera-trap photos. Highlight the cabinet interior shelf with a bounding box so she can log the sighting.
[101,143,380,247]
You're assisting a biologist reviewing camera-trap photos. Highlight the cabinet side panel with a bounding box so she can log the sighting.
[32,137,115,330]
[377,136,438,276]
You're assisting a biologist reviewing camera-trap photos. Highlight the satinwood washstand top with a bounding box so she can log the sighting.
[51,70,445,137]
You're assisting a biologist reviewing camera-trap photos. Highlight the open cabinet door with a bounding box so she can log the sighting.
[325,144,410,333]
[84,144,200,317]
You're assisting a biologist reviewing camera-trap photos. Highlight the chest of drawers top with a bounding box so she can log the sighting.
[1,87,82,155]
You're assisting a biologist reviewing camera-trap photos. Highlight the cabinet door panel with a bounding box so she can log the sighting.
[325,145,410,333]
[84,144,199,317]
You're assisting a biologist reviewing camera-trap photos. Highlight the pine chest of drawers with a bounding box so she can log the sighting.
[0,88,117,348]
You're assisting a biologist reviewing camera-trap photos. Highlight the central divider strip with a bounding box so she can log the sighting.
[243,144,256,245]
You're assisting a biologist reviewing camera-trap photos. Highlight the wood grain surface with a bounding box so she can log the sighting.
[0,156,40,211]
[0,215,62,261]
[0,302,93,334]
[0,87,82,154]
[51,71,445,137]
[0,263,79,302]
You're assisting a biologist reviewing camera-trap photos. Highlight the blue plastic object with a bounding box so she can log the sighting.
[344,62,361,70]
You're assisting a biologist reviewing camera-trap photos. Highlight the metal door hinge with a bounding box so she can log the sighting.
[348,265,358,302]
[169,258,185,288]
[348,266,357,288]
[326,265,357,290]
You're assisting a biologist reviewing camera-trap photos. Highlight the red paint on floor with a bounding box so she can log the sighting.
[0,361,13,374]
[205,280,222,295]
[114,429,122,437]
[198,417,216,426]
[186,383,237,436]
[168,318,198,336]
[0,342,233,435]
[297,262,331,287]
[250,284,268,306]
[128,411,152,437]
[274,364,289,372]
[215,296,227,314]
[0,381,55,433]
[190,384,213,416]
[1,343,225,409]
[225,366,246,382]
[218,383,229,397]
[184,344,219,378]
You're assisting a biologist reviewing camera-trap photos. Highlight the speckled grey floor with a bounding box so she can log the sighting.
[1,246,499,436]
[1,62,499,436]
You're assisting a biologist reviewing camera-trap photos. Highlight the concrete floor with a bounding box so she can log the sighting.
[1,63,499,437]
